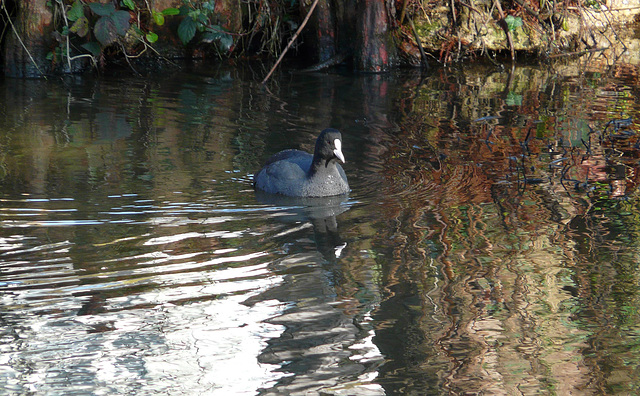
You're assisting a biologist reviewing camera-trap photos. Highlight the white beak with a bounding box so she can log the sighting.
[333,138,345,163]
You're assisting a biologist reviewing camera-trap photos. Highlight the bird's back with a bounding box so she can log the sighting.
[254,151,313,195]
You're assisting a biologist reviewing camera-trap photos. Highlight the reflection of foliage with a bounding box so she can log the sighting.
[234,130,266,173]
[369,66,640,394]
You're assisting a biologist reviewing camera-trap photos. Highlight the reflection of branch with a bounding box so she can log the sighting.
[2,2,46,78]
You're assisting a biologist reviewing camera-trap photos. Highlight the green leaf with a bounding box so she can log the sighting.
[504,15,523,32]
[196,11,208,27]
[204,27,234,52]
[70,16,89,37]
[146,31,158,43]
[46,51,55,60]
[218,34,233,51]
[94,16,118,45]
[67,1,84,21]
[152,11,164,26]
[177,16,197,45]
[202,1,216,12]
[82,41,102,56]
[202,31,218,42]
[112,10,131,35]
[122,0,135,10]
[89,2,116,16]
[187,9,201,20]
[162,7,180,16]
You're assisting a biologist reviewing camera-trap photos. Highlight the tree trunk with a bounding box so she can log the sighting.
[300,0,337,65]
[355,0,395,72]
[300,0,395,72]
[3,0,54,78]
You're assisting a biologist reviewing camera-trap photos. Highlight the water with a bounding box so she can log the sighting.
[1,61,640,395]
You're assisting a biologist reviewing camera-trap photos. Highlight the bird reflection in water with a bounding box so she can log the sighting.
[247,192,382,395]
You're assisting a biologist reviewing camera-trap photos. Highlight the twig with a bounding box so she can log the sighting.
[408,16,429,69]
[493,0,515,62]
[399,0,410,25]
[451,0,457,24]
[69,53,97,65]
[2,2,46,78]
[458,1,482,14]
[547,46,608,58]
[512,0,542,21]
[586,3,627,52]
[120,43,141,76]
[136,37,178,66]
[55,0,72,71]
[261,0,320,85]
[299,51,348,72]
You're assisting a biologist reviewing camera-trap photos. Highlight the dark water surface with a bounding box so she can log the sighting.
[2,62,640,395]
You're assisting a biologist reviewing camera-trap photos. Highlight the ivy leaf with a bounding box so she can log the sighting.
[82,41,102,56]
[70,16,89,37]
[88,2,116,17]
[204,26,233,51]
[146,31,159,43]
[202,1,216,12]
[504,15,523,32]
[177,16,197,45]
[67,1,84,21]
[122,0,135,11]
[152,11,165,26]
[195,12,208,30]
[218,34,233,51]
[112,10,131,35]
[94,16,118,45]
[162,8,180,16]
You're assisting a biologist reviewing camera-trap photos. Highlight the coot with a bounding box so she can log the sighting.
[254,128,349,197]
